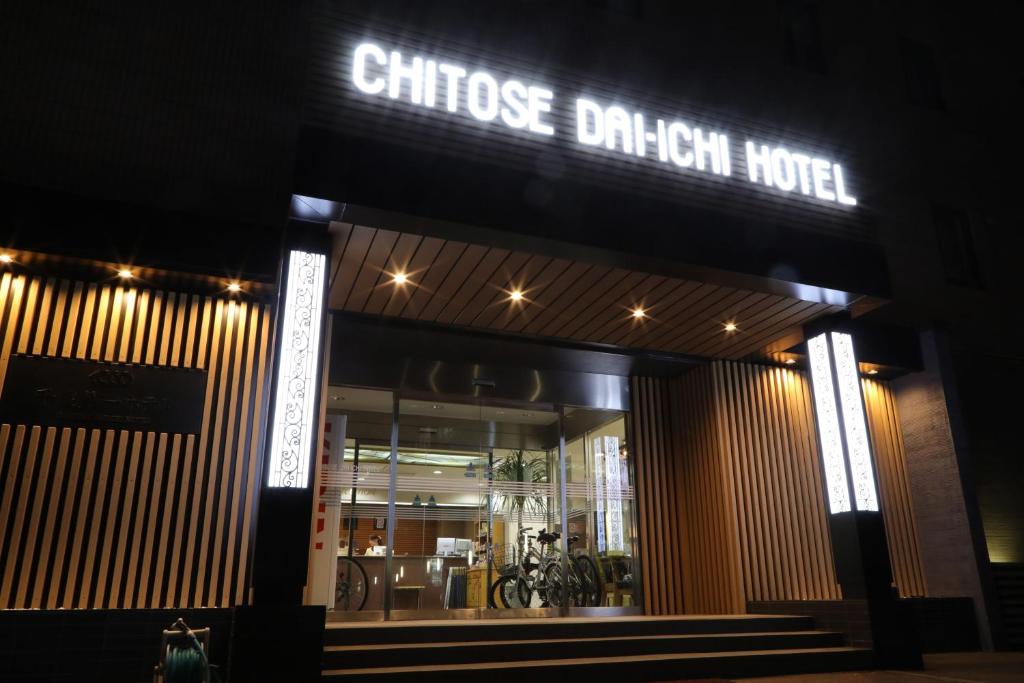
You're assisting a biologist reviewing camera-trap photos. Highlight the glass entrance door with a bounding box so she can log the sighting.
[393,398,561,618]
[318,386,642,620]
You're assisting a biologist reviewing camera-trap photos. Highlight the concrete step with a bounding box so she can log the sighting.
[321,646,873,681]
[323,614,815,646]
[323,630,845,669]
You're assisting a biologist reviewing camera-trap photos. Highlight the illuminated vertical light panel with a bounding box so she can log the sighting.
[831,332,879,511]
[593,437,607,554]
[603,436,625,554]
[807,333,851,513]
[267,249,327,488]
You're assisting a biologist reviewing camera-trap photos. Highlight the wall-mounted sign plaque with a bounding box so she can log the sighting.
[0,355,206,434]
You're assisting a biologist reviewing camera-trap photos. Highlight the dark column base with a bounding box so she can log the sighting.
[228,605,325,683]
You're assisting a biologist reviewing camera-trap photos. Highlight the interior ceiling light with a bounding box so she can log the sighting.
[227,282,242,293]
[632,307,646,319]
[867,368,879,375]
[724,321,738,332]
[509,289,524,302]
[117,269,134,279]
[392,272,408,285]
[785,358,797,365]
[0,254,12,264]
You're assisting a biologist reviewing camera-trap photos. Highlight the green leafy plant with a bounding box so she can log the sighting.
[492,449,549,533]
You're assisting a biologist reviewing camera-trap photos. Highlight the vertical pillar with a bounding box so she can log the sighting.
[806,319,921,667]
[233,225,330,683]
[253,228,331,606]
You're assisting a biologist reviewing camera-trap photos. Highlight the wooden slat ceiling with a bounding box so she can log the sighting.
[328,224,844,360]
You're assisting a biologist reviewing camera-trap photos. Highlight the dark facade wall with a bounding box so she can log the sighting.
[950,349,1024,564]
[0,0,308,278]
[892,331,991,647]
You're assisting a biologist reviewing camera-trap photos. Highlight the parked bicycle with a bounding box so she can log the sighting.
[489,527,602,608]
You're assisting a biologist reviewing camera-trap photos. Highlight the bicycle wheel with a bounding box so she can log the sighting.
[516,565,546,607]
[515,574,533,608]
[543,562,565,607]
[334,557,368,611]
[574,554,602,607]
[490,575,517,608]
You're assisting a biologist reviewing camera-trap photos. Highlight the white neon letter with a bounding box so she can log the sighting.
[746,142,773,185]
[388,51,424,104]
[834,164,857,206]
[500,79,530,129]
[719,134,732,176]
[667,122,693,167]
[693,129,722,174]
[811,158,835,201]
[352,43,387,95]
[576,98,604,145]
[527,87,555,135]
[633,113,647,157]
[792,153,813,194]
[438,63,467,112]
[424,59,438,107]
[771,148,797,191]
[604,106,633,154]
[467,72,499,121]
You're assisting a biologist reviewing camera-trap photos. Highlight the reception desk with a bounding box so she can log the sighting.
[339,554,469,611]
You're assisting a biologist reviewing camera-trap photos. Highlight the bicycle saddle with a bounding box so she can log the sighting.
[537,530,560,544]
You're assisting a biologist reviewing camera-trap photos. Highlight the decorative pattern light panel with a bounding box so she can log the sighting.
[267,249,327,488]
[603,436,625,554]
[807,333,851,513]
[830,332,879,511]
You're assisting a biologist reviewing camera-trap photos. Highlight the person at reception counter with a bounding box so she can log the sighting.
[365,534,385,556]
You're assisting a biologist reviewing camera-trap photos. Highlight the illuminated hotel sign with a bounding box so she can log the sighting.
[350,42,858,207]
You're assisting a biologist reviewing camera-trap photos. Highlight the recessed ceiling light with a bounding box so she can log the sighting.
[785,358,797,365]
[509,290,524,302]
[0,254,12,264]
[867,369,879,375]
[433,470,443,475]
[117,269,134,279]
[227,282,242,293]
[632,307,646,319]
[724,321,738,332]
[392,272,408,285]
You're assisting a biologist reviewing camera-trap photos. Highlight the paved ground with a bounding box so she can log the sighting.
[734,652,1024,682]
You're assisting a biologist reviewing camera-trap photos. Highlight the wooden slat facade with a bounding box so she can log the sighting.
[632,363,927,614]
[0,272,272,609]
[862,378,928,598]
[630,376,686,616]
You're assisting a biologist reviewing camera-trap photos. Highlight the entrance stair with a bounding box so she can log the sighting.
[321,614,871,681]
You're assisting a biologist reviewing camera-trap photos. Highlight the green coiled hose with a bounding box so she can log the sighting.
[164,645,207,683]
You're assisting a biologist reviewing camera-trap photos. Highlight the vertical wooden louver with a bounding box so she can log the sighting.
[862,378,928,597]
[630,376,686,615]
[0,273,272,609]
[631,362,927,614]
